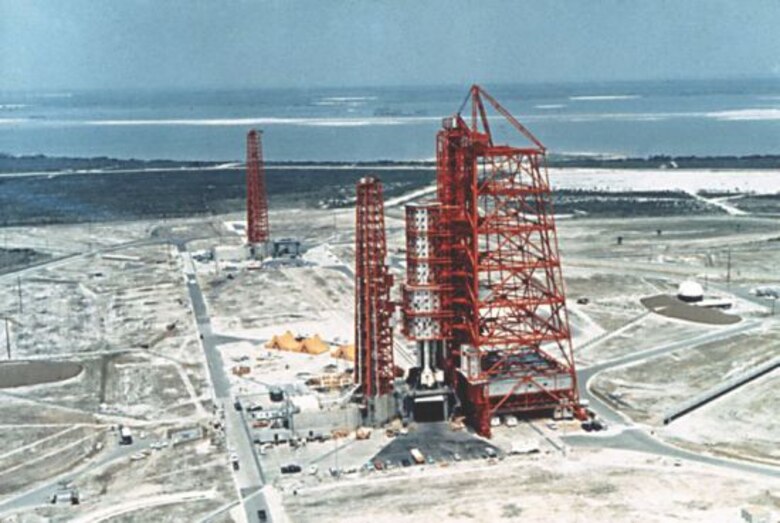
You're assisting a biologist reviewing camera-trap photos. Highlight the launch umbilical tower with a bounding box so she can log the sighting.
[354,177,395,422]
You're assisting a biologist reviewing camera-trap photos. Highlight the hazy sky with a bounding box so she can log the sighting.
[1,0,779,91]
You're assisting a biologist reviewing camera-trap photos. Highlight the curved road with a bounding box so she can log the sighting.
[567,317,780,478]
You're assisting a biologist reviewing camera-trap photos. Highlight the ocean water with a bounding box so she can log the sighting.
[0,79,778,162]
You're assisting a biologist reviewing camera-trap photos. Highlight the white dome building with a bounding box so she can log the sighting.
[677,280,704,303]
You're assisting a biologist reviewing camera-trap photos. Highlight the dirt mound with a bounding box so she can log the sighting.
[0,360,83,388]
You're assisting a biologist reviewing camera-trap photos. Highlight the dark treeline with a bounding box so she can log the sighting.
[2,153,780,173]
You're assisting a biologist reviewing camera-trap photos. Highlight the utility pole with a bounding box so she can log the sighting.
[4,317,10,360]
[726,249,732,287]
[17,276,22,314]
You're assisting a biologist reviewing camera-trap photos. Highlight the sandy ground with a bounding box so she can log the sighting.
[285,447,779,523]
[592,322,779,430]
[662,371,780,465]
[0,222,238,520]
[577,313,711,364]
[1,183,779,521]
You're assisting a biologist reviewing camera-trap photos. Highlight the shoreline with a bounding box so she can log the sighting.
[2,153,780,177]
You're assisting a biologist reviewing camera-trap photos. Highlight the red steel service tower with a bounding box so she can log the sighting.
[354,177,395,423]
[404,85,582,437]
[246,129,270,248]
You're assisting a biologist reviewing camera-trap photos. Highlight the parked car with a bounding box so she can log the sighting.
[280,464,302,474]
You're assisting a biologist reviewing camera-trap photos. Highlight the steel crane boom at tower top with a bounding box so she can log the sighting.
[246,129,270,245]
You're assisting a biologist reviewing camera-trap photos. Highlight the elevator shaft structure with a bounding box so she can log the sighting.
[246,129,270,246]
[354,177,395,422]
[419,85,581,437]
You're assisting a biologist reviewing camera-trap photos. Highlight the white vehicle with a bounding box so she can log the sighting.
[307,464,318,476]
[490,416,501,428]
[119,426,133,445]
[503,415,518,427]
[509,441,540,455]
[150,440,169,450]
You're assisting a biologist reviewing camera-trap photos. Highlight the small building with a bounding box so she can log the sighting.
[677,281,704,303]
[696,297,733,310]
[50,487,80,505]
[273,238,302,259]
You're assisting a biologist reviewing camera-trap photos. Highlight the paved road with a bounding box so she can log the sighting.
[177,242,271,523]
[577,318,759,426]
[564,426,780,478]
[568,318,780,478]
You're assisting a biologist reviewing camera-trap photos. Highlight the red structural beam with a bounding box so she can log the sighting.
[355,177,395,398]
[246,129,270,244]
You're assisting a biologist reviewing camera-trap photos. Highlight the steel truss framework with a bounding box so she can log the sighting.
[246,129,270,244]
[435,86,582,436]
[355,177,395,399]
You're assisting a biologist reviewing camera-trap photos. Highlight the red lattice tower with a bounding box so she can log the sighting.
[354,177,395,399]
[437,86,582,437]
[246,129,270,244]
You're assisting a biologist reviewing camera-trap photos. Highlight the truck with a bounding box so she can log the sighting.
[410,448,425,465]
[119,426,133,445]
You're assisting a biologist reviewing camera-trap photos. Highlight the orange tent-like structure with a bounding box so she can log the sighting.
[300,335,330,355]
[265,331,302,352]
[265,332,331,355]
[330,344,355,362]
